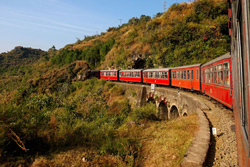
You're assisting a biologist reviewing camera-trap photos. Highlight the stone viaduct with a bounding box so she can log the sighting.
[114,82,211,167]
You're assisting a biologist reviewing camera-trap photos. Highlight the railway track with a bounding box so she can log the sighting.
[179,89,238,167]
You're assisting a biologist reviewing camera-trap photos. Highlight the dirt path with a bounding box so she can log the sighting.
[182,90,238,167]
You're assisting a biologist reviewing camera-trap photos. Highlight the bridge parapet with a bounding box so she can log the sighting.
[145,86,209,119]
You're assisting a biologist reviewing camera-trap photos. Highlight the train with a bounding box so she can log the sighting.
[229,0,250,166]
[99,52,233,109]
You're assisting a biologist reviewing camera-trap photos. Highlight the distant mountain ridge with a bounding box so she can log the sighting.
[0,46,47,67]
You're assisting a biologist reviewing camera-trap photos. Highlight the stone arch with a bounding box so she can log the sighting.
[158,101,168,120]
[170,105,179,119]
[183,113,188,116]
[147,97,155,103]
[182,106,188,116]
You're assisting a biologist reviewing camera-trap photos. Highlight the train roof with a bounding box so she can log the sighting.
[143,68,171,72]
[100,69,118,71]
[119,69,143,72]
[201,53,231,67]
[170,63,202,70]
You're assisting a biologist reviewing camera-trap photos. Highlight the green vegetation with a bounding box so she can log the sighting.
[50,38,115,68]
[0,78,198,166]
[48,0,229,69]
[0,46,48,92]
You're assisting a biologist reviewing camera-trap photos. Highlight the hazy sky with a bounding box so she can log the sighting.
[0,0,188,53]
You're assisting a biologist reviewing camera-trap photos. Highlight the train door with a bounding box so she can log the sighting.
[191,69,194,90]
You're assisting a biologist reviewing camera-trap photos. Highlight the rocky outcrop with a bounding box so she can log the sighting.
[27,61,91,93]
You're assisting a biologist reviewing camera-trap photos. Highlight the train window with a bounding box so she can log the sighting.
[184,71,186,79]
[180,71,183,79]
[130,72,133,77]
[160,72,163,79]
[210,67,213,83]
[213,66,217,84]
[177,71,180,79]
[208,70,210,83]
[187,70,190,80]
[196,69,199,80]
[223,62,230,87]
[149,72,153,78]
[153,72,156,78]
[205,68,209,83]
[166,72,168,79]
[234,9,249,141]
[218,64,223,85]
[114,72,117,76]
[172,71,177,79]
[155,72,159,78]
[191,70,193,80]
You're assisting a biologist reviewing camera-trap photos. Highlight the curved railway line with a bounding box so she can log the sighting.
[184,90,238,166]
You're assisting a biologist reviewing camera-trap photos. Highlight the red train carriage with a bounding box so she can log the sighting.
[230,0,250,165]
[201,53,233,109]
[171,64,202,91]
[143,68,171,86]
[119,69,142,83]
[100,70,119,81]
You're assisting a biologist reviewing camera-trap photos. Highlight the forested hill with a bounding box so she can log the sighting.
[0,46,48,76]
[51,0,230,70]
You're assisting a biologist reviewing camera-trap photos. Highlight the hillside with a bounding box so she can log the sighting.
[0,46,48,75]
[51,0,229,70]
[0,46,49,93]
[0,0,229,166]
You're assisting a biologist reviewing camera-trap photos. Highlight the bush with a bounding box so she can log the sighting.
[130,103,157,121]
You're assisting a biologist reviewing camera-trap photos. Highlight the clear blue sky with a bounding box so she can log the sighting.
[0,0,188,53]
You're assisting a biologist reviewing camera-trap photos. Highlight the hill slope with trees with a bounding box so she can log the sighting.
[0,0,229,166]
[51,0,229,69]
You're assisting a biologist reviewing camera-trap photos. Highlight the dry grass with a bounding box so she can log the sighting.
[31,147,126,167]
[134,114,198,167]
[142,43,151,54]
[31,114,198,167]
